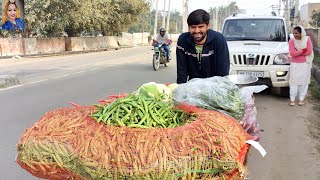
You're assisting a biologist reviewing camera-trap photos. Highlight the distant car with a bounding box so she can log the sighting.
[222,14,291,96]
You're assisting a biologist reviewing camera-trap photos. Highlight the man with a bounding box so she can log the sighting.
[226,25,242,37]
[176,9,230,84]
[156,27,171,60]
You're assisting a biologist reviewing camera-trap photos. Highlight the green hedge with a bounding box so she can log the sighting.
[314,50,320,67]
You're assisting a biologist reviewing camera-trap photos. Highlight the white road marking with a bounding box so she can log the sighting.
[24,79,49,85]
[88,67,103,71]
[25,73,45,77]
[52,74,70,79]
[0,85,23,91]
[70,70,87,75]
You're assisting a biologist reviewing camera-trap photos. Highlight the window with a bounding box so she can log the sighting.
[222,19,286,42]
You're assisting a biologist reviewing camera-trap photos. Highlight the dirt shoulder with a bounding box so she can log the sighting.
[246,93,320,180]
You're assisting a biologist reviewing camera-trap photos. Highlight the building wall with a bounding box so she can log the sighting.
[300,3,320,24]
[300,4,309,23]
[132,32,150,45]
[305,28,319,48]
[66,36,119,52]
[36,38,66,54]
[0,38,24,56]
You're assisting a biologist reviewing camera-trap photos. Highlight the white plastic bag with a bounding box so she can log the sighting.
[173,76,245,121]
[239,85,268,140]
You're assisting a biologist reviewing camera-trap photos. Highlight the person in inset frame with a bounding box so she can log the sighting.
[176,9,230,84]
[2,0,25,30]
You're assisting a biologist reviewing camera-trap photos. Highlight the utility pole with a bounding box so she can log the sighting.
[166,0,171,33]
[228,0,230,16]
[162,0,167,28]
[182,0,189,32]
[278,0,281,16]
[215,7,218,30]
[153,0,159,37]
[284,0,291,30]
[293,0,299,27]
[211,1,215,30]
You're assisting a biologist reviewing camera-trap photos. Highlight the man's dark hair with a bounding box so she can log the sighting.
[187,9,210,26]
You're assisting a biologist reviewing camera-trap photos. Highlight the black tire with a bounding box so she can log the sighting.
[153,54,160,71]
[280,87,290,97]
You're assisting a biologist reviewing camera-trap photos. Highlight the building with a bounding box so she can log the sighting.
[300,3,320,25]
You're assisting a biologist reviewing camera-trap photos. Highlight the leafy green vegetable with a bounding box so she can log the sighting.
[135,82,176,102]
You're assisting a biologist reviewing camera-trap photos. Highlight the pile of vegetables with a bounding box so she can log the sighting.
[16,81,252,179]
[91,93,194,128]
[16,105,251,179]
[91,82,190,128]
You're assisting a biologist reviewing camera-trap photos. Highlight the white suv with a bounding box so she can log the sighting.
[222,14,291,96]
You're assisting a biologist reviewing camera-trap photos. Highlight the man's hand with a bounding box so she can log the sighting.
[152,39,157,46]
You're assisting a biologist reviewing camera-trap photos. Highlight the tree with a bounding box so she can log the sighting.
[102,0,149,35]
[24,0,76,37]
[208,1,240,31]
[23,0,149,37]
[139,9,182,34]
[168,10,182,33]
[128,12,152,33]
[310,10,320,27]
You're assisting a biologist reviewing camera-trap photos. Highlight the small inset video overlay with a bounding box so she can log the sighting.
[2,0,25,31]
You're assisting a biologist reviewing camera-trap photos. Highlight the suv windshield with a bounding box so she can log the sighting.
[222,19,286,42]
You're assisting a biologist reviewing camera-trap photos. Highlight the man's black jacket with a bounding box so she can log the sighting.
[176,29,230,84]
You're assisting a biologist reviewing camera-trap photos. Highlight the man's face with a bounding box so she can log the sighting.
[189,23,209,43]
[229,26,236,33]
[160,31,165,36]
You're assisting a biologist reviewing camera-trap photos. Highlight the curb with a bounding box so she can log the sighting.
[0,48,119,60]
[0,74,20,88]
[0,45,149,60]
[0,47,134,65]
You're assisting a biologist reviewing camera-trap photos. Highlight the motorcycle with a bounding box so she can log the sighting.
[152,39,171,71]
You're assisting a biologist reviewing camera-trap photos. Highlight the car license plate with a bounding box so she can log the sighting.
[237,71,264,77]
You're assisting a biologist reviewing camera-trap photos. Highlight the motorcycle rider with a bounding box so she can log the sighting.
[155,27,171,61]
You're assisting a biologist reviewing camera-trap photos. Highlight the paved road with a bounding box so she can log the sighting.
[0,46,319,179]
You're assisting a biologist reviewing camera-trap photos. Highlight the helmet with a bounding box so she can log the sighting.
[159,27,166,32]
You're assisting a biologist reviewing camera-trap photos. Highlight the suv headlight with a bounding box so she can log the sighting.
[274,54,291,65]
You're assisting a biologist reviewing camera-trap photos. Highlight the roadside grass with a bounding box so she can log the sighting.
[308,51,320,153]
[310,52,320,109]
[309,80,320,110]
[308,79,319,144]
[309,79,320,153]
[314,51,320,67]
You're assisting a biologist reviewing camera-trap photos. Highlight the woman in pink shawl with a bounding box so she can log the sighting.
[288,26,314,106]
